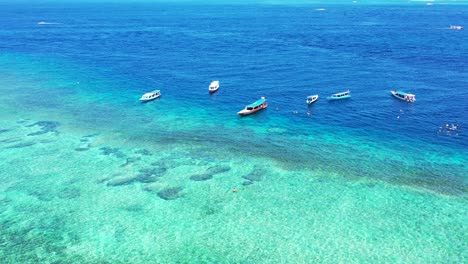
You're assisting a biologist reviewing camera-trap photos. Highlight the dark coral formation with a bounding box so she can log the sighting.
[28,189,54,201]
[189,165,231,182]
[189,173,213,181]
[136,167,167,183]
[242,168,265,182]
[74,146,89,151]
[242,181,254,186]
[26,121,60,136]
[106,175,137,186]
[5,141,37,149]
[100,147,125,158]
[121,157,141,167]
[83,133,99,138]
[135,149,152,156]
[57,187,81,199]
[157,187,183,200]
[0,138,21,143]
[206,165,231,175]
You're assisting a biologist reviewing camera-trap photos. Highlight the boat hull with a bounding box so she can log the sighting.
[306,95,319,104]
[391,91,415,102]
[209,81,219,94]
[238,103,268,116]
[327,95,350,100]
[139,94,160,102]
[327,90,351,100]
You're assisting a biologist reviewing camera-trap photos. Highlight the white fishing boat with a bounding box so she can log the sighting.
[209,80,220,94]
[450,25,463,30]
[306,95,319,104]
[391,90,415,102]
[139,90,161,102]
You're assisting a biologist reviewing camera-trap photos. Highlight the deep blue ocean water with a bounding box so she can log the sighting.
[0,3,467,263]
[1,3,467,146]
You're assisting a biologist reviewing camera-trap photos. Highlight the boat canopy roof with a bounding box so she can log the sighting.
[246,97,266,108]
[396,90,414,96]
[210,80,219,86]
[333,90,350,96]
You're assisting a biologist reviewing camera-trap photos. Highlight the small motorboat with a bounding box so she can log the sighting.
[209,80,220,94]
[238,96,268,116]
[327,90,350,100]
[450,25,463,30]
[306,95,319,104]
[391,90,416,102]
[139,90,161,102]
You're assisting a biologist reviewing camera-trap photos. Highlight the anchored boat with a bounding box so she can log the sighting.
[327,90,350,100]
[238,97,268,116]
[209,80,220,94]
[450,25,463,30]
[139,90,161,102]
[306,95,319,104]
[391,90,415,102]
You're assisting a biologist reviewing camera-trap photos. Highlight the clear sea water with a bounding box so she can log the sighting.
[0,3,467,263]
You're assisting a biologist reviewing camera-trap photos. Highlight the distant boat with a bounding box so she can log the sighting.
[37,21,61,25]
[391,90,415,102]
[450,25,463,30]
[209,80,219,94]
[238,97,268,116]
[306,95,319,104]
[139,90,161,102]
[327,90,351,100]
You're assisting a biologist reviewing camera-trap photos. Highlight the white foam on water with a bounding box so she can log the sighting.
[37,21,62,25]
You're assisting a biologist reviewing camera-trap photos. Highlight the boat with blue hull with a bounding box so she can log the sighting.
[327,90,350,100]
[238,97,268,116]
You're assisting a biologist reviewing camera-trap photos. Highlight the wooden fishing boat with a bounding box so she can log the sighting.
[238,97,268,116]
[391,90,415,102]
[327,90,350,100]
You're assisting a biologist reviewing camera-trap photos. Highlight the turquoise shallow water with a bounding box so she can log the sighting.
[0,52,466,263]
[1,3,467,263]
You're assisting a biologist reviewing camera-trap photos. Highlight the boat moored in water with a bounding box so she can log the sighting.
[238,96,268,116]
[139,90,161,102]
[391,90,416,102]
[327,90,350,100]
[450,25,463,30]
[209,80,220,94]
[306,95,319,104]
